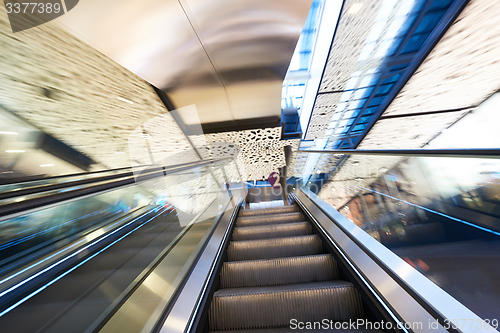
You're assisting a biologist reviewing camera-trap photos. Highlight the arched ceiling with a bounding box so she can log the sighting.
[55,0,313,127]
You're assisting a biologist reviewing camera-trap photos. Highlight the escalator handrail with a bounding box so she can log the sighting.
[293,189,498,333]
[0,157,232,201]
[0,165,158,201]
[0,158,233,220]
[157,197,244,333]
[0,165,136,189]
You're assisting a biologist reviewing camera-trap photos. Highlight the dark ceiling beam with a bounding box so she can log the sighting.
[187,116,281,135]
[296,148,500,159]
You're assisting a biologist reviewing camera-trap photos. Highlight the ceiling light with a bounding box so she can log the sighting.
[355,177,363,181]
[5,150,25,153]
[347,3,363,15]
[0,131,18,135]
[114,152,126,155]
[379,167,388,172]
[117,97,134,104]
[40,164,55,167]
[1,171,13,174]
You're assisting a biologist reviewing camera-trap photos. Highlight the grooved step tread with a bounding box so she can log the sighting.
[228,235,323,261]
[236,212,305,227]
[232,222,312,241]
[239,205,300,217]
[221,254,338,288]
[213,280,353,297]
[209,281,364,331]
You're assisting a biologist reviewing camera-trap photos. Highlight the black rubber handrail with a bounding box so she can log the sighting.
[0,158,232,219]
[0,166,157,201]
[0,159,225,201]
[0,165,136,187]
[296,148,500,159]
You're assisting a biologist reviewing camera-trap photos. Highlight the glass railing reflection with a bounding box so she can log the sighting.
[0,180,158,274]
[303,154,500,322]
[0,158,244,332]
[97,160,242,333]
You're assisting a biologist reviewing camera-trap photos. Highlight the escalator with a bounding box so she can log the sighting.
[0,158,243,333]
[0,159,494,333]
[208,204,374,332]
[166,188,494,333]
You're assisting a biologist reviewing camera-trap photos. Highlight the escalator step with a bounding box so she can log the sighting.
[209,281,364,331]
[232,222,312,241]
[221,254,338,288]
[227,235,323,261]
[236,212,305,228]
[239,205,300,217]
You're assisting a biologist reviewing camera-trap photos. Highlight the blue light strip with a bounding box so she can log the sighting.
[0,209,111,251]
[356,185,500,237]
[0,210,151,285]
[0,209,165,317]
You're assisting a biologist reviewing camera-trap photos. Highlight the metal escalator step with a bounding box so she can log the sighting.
[221,254,338,288]
[209,281,364,331]
[236,212,305,227]
[227,235,323,261]
[232,222,312,241]
[239,205,300,217]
